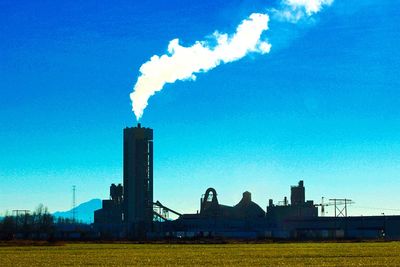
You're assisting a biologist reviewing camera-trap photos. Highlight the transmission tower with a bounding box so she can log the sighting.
[329,198,354,217]
[72,185,76,222]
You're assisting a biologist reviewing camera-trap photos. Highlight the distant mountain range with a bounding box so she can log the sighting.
[53,199,102,224]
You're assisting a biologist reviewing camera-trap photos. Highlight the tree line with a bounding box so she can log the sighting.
[0,204,84,240]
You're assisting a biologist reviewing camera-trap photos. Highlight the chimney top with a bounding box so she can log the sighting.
[137,123,141,128]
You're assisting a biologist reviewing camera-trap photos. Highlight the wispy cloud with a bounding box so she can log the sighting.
[273,0,334,22]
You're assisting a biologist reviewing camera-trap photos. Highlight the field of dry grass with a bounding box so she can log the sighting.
[1,241,400,266]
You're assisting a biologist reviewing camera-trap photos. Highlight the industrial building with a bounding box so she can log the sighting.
[94,124,400,240]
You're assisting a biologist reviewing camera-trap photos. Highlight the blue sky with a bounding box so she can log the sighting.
[1,0,399,216]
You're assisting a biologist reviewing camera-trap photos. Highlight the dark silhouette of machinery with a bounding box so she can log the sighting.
[153,201,182,221]
[94,184,123,224]
[198,188,265,219]
[110,184,123,204]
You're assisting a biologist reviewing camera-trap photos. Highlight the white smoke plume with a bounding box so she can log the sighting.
[130,0,334,120]
[130,13,270,120]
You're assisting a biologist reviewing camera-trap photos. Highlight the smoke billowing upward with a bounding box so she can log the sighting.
[130,0,334,120]
[130,13,270,120]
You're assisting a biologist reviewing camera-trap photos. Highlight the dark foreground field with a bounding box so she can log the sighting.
[1,242,400,266]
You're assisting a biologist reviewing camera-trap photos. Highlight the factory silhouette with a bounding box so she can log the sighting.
[94,124,400,240]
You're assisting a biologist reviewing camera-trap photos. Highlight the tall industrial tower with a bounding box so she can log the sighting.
[123,123,153,238]
[291,180,305,206]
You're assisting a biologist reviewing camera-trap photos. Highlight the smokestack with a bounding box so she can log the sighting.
[123,125,153,238]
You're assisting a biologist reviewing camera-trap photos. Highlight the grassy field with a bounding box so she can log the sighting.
[1,242,400,266]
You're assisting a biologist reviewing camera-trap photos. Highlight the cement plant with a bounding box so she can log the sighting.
[92,124,400,240]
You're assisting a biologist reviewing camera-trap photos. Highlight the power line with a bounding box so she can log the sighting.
[356,206,400,212]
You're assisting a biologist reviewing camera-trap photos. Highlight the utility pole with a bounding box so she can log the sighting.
[314,197,332,216]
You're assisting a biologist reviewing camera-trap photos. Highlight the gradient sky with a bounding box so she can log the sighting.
[1,0,399,217]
